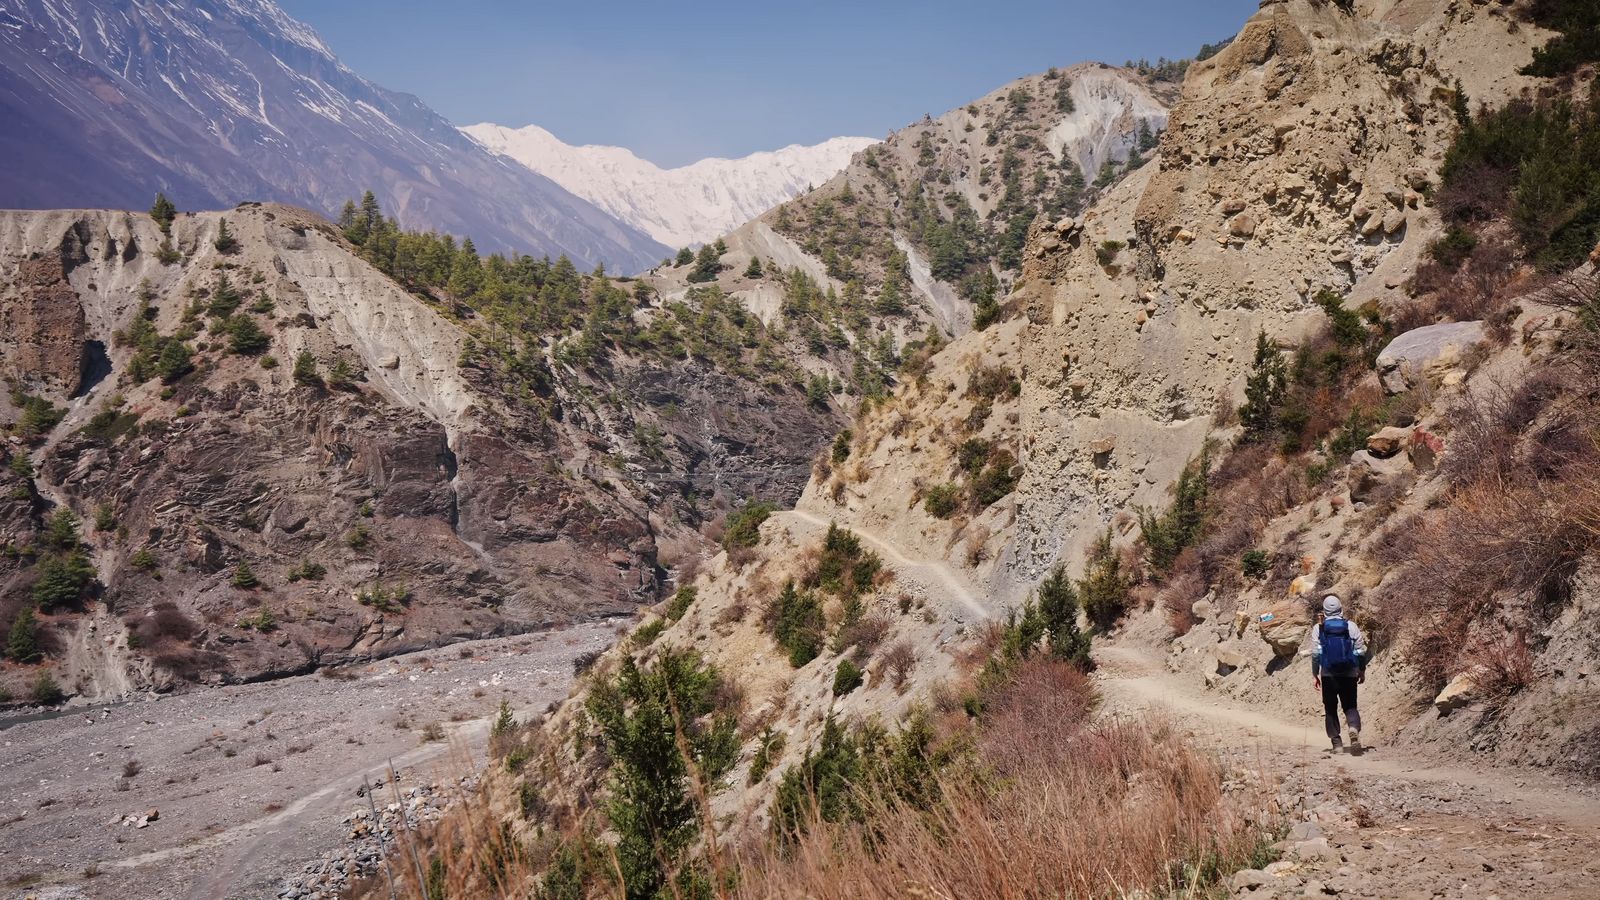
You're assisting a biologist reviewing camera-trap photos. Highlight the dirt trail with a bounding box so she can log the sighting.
[786,509,992,622]
[1096,643,1600,898]
[771,513,1600,895]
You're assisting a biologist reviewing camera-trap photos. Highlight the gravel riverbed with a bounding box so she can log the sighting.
[0,621,620,900]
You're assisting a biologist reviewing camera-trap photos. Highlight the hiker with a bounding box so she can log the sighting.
[1310,594,1367,751]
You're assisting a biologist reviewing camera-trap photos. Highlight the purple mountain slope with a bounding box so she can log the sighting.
[0,0,668,269]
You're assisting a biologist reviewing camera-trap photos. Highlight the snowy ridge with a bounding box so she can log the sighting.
[463,123,877,248]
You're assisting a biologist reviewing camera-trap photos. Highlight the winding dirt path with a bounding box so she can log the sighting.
[1095,643,1600,897]
[785,509,992,623]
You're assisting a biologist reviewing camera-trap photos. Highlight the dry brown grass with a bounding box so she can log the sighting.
[733,662,1272,900]
[360,651,1275,900]
[1376,346,1600,689]
[1403,229,1526,331]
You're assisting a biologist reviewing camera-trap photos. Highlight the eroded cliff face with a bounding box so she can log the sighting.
[1001,0,1548,589]
[0,204,831,699]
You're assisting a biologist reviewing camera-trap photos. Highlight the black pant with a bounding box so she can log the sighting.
[1321,674,1362,740]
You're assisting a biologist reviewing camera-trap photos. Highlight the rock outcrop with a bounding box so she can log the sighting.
[1376,320,1486,393]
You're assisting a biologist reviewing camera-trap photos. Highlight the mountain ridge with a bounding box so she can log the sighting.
[464,123,876,248]
[0,0,668,270]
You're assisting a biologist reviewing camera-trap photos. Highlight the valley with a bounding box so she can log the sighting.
[0,621,617,900]
[5,0,1600,897]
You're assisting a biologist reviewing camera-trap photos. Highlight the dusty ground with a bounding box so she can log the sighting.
[1095,645,1600,899]
[0,621,621,900]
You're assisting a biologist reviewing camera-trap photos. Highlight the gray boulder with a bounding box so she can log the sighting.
[1376,322,1485,394]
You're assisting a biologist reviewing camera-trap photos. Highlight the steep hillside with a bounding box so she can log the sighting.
[620,63,1170,421]
[369,2,1600,899]
[0,0,667,269]
[0,203,842,703]
[463,125,876,248]
[646,64,1170,335]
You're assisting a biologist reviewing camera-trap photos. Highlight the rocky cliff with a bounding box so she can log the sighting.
[0,203,841,701]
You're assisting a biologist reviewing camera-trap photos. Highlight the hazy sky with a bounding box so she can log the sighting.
[277,0,1259,168]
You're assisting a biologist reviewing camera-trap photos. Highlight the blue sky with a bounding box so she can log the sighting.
[278,0,1259,168]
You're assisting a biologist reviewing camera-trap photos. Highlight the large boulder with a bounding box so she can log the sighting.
[1365,426,1412,459]
[1375,321,1485,394]
[1348,447,1414,502]
[1434,668,1485,714]
[1257,599,1313,658]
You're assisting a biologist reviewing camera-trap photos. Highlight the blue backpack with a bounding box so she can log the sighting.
[1320,618,1357,672]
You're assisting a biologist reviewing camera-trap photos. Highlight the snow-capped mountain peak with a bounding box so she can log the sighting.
[463,123,877,248]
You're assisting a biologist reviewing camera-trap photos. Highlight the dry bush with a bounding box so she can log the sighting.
[836,614,891,659]
[810,452,832,483]
[1150,443,1304,616]
[1158,569,1207,636]
[961,620,1008,668]
[1473,633,1537,699]
[733,662,1271,900]
[1404,231,1523,329]
[1382,443,1600,688]
[673,556,701,589]
[715,600,748,629]
[1440,369,1570,487]
[975,658,1094,773]
[129,602,198,645]
[882,640,917,690]
[964,523,992,566]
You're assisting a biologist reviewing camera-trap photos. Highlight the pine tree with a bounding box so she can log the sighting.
[1079,529,1129,628]
[1056,77,1076,114]
[6,607,40,663]
[1239,330,1288,440]
[744,256,763,278]
[674,247,694,266]
[328,358,356,389]
[231,560,260,589]
[490,699,515,739]
[292,350,320,386]
[1138,450,1211,577]
[150,193,177,233]
[208,273,242,316]
[1452,78,1472,128]
[213,219,238,254]
[687,244,723,283]
[44,509,80,552]
[32,552,93,610]
[156,341,193,384]
[226,315,269,355]
[447,245,484,298]
[1035,564,1091,668]
[1137,119,1159,152]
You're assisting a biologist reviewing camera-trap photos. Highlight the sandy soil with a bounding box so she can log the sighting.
[0,621,621,900]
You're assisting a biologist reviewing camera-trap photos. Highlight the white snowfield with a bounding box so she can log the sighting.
[463,123,876,248]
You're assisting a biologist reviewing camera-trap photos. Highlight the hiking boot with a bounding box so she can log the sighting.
[1330,737,1343,752]
[1348,729,1362,749]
